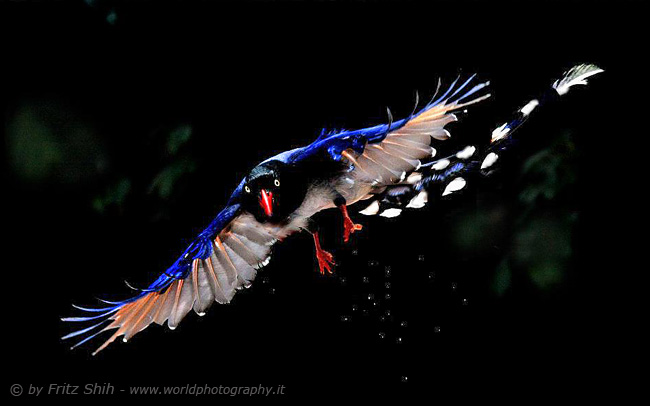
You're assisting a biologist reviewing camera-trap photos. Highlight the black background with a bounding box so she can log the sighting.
[2,0,645,400]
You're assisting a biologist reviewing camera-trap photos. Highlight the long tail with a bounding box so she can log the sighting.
[356,64,603,218]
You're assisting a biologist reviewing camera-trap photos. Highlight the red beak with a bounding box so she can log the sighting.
[259,189,273,217]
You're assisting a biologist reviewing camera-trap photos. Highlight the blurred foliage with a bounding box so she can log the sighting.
[149,157,196,200]
[7,106,63,182]
[490,131,579,295]
[4,94,197,218]
[92,178,131,214]
[90,123,196,217]
[84,0,117,25]
[518,132,577,207]
[492,259,512,297]
[447,130,579,296]
[452,205,508,257]
[5,98,106,185]
[165,124,193,156]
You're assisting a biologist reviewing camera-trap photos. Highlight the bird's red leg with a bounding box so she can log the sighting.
[312,231,335,274]
[338,204,363,243]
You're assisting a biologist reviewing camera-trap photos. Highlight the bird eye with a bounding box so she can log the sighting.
[274,179,280,187]
[244,185,251,193]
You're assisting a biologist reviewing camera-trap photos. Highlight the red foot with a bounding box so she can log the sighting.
[313,231,336,274]
[339,205,363,243]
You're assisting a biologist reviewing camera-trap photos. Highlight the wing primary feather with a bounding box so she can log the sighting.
[61,307,121,322]
[70,324,113,350]
[191,260,200,312]
[145,292,166,323]
[386,107,394,132]
[429,75,460,107]
[71,304,119,313]
[226,233,263,263]
[205,256,228,303]
[425,77,443,107]
[409,91,420,118]
[168,279,185,329]
[153,282,176,325]
[447,74,477,103]
[61,319,111,341]
[455,81,490,103]
[124,280,157,293]
[95,297,127,305]
[214,237,237,286]
[93,296,150,355]
[123,293,158,341]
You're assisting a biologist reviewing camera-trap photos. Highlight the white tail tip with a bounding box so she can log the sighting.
[553,64,604,96]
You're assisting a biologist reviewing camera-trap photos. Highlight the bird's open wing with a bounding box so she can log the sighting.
[291,75,490,185]
[62,204,277,355]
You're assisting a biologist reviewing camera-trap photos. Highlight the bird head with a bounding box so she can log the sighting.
[242,161,306,223]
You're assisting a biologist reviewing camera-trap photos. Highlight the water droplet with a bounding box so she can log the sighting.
[372,301,379,308]
[434,326,441,333]
[269,288,276,295]
[451,282,458,291]
[362,309,369,316]
[368,260,379,267]
[385,310,391,317]
[384,266,392,277]
[396,337,403,344]
[352,249,358,256]
[462,298,469,306]
[400,321,408,328]
[400,376,408,383]
[385,293,392,300]
[428,272,435,281]
[339,277,347,285]
[378,332,386,339]
[351,304,359,312]
[367,293,375,301]
[418,255,425,262]
[363,276,370,284]
[379,315,386,322]
[262,277,270,284]
[385,282,391,289]
[340,315,350,322]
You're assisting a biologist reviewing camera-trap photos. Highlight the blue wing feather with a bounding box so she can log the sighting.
[62,202,242,348]
[289,74,484,164]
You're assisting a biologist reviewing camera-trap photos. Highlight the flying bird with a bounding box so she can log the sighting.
[62,64,603,355]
